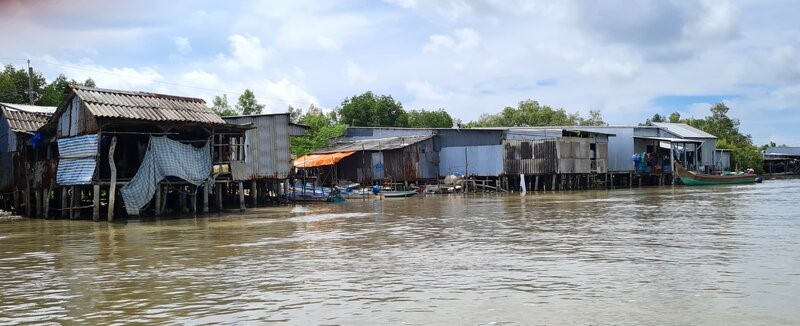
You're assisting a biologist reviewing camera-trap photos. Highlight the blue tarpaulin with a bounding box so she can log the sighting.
[120,137,211,216]
[56,134,99,186]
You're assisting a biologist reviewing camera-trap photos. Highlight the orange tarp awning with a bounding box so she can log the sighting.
[293,151,355,168]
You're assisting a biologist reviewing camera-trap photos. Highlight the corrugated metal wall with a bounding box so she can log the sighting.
[555,137,592,173]
[337,152,372,183]
[346,127,433,138]
[439,145,503,177]
[715,151,731,170]
[437,129,504,148]
[503,139,558,175]
[382,138,438,180]
[224,114,294,180]
[582,127,635,172]
[0,117,10,190]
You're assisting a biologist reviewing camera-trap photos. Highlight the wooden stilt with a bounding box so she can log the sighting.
[238,181,245,212]
[155,183,162,216]
[35,189,42,218]
[629,172,633,188]
[13,187,19,215]
[107,136,118,221]
[92,184,100,221]
[189,187,197,215]
[534,175,539,192]
[551,174,556,191]
[250,180,258,208]
[203,180,209,214]
[159,184,167,215]
[60,188,68,218]
[179,187,188,214]
[24,182,31,217]
[43,184,53,219]
[70,187,79,220]
[216,182,223,211]
[610,174,615,190]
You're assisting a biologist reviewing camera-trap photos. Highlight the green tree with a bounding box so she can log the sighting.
[406,109,454,128]
[467,100,581,127]
[236,89,265,115]
[288,105,303,123]
[211,94,238,116]
[83,78,96,88]
[0,73,24,103]
[290,105,348,156]
[669,112,681,123]
[338,91,408,127]
[1,64,45,104]
[686,102,763,173]
[580,110,607,126]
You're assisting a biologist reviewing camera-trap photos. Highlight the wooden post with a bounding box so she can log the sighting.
[179,186,188,214]
[107,136,118,221]
[250,180,258,208]
[60,188,68,218]
[190,187,197,215]
[203,180,209,214]
[159,184,167,215]
[216,182,224,211]
[551,174,556,191]
[43,184,53,219]
[35,189,42,217]
[629,172,633,188]
[24,182,31,217]
[534,175,539,192]
[238,181,245,212]
[92,184,100,221]
[611,174,615,189]
[70,187,79,220]
[13,187,19,215]
[155,183,162,216]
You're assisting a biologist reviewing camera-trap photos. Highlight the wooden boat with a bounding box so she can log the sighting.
[381,190,418,198]
[675,163,758,186]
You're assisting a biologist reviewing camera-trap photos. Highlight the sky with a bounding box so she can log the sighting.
[1,0,799,145]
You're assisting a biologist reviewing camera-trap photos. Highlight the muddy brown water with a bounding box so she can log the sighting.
[1,180,799,325]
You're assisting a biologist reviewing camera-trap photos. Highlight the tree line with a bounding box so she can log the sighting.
[0,64,95,106]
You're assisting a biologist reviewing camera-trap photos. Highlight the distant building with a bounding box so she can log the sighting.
[763,147,800,175]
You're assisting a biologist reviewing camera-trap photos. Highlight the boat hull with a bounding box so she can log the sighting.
[675,163,757,186]
[381,190,418,198]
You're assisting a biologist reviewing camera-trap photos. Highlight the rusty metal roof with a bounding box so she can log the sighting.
[315,135,433,154]
[71,85,224,124]
[0,103,56,134]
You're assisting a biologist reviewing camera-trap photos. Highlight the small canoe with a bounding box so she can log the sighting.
[675,163,758,186]
[381,190,418,198]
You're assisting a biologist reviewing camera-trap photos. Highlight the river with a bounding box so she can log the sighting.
[1,180,799,325]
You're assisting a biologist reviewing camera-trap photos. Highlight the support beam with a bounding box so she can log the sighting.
[250,180,258,208]
[70,187,79,220]
[238,181,245,212]
[13,187,19,215]
[190,187,197,215]
[92,184,100,221]
[24,182,31,217]
[551,174,557,191]
[155,184,162,216]
[34,189,42,218]
[203,181,209,214]
[107,136,118,221]
[61,188,68,218]
[216,182,224,211]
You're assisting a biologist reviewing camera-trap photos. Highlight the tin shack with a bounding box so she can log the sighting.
[222,113,308,206]
[0,103,56,213]
[37,85,250,221]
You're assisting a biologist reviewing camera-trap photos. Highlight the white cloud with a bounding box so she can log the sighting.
[383,0,418,9]
[577,59,638,80]
[174,36,192,55]
[260,78,320,110]
[423,28,480,53]
[215,34,273,71]
[405,81,448,101]
[346,61,375,85]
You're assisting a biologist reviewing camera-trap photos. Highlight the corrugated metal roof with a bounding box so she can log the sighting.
[0,103,56,133]
[634,136,703,143]
[651,122,717,139]
[70,85,224,124]
[315,135,433,154]
[764,147,800,156]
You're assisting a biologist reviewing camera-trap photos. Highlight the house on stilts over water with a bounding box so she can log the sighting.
[29,85,272,220]
[0,103,57,214]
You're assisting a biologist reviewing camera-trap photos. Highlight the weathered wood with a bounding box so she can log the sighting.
[250,180,258,208]
[155,184,162,216]
[24,182,31,217]
[216,182,223,211]
[629,172,633,188]
[238,181,245,212]
[189,187,197,215]
[159,185,167,215]
[551,174,556,191]
[34,189,42,217]
[179,187,188,214]
[70,187,79,220]
[13,187,19,215]
[107,136,118,221]
[60,188,68,218]
[92,184,100,221]
[43,184,53,219]
[203,181,209,213]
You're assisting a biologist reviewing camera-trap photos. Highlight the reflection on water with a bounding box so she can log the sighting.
[1,181,800,325]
